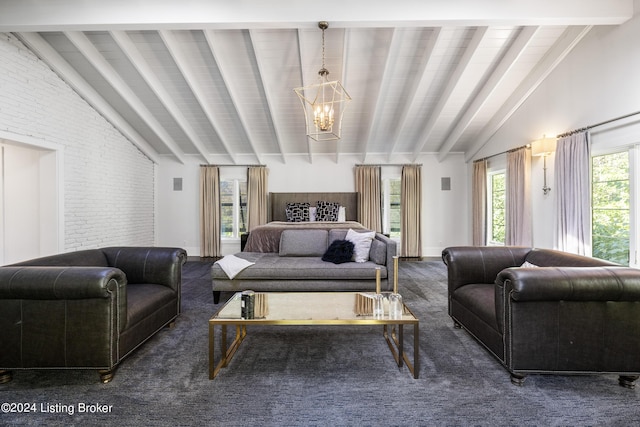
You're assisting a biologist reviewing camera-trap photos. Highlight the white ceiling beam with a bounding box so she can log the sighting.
[110,31,214,164]
[333,27,349,164]
[0,0,632,31]
[159,30,238,164]
[204,30,263,164]
[64,31,187,163]
[464,25,593,162]
[16,32,162,164]
[248,30,287,164]
[359,28,400,164]
[411,27,489,160]
[386,28,441,162]
[436,26,539,162]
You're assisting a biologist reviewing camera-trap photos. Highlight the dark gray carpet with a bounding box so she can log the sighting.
[2,260,639,426]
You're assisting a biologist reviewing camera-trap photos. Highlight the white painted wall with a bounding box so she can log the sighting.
[0,33,155,259]
[2,144,40,263]
[471,4,640,249]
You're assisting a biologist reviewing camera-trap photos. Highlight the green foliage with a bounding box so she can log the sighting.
[490,173,505,244]
[592,152,630,265]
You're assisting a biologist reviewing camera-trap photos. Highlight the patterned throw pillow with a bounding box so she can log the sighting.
[315,201,340,221]
[285,202,310,222]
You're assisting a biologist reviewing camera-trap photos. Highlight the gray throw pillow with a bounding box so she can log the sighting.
[369,239,386,265]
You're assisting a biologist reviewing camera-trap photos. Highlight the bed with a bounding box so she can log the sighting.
[244,192,365,252]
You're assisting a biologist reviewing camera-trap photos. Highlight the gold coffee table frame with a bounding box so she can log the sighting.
[208,292,419,380]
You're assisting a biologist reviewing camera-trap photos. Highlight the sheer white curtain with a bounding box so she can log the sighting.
[554,132,591,255]
[472,160,487,246]
[505,147,532,246]
[355,165,382,232]
[247,166,269,231]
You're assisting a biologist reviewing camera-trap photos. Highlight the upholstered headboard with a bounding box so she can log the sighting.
[269,192,359,222]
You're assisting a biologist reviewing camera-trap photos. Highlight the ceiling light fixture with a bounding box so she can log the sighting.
[294,21,351,141]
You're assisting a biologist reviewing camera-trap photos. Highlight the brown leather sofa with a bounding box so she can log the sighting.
[0,247,187,384]
[442,246,640,387]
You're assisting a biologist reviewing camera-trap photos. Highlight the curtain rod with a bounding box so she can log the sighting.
[474,144,529,163]
[557,110,640,138]
[200,164,266,167]
[354,163,422,167]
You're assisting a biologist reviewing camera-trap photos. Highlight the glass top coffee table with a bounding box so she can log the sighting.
[208,292,419,379]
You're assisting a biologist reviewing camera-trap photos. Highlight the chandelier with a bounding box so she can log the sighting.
[294,21,351,141]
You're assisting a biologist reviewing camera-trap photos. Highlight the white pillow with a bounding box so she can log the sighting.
[520,261,539,268]
[346,229,376,263]
[338,206,346,222]
[215,255,255,279]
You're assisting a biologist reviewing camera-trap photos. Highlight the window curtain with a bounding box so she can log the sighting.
[505,147,532,246]
[554,131,591,255]
[472,159,487,246]
[247,166,269,231]
[199,165,221,257]
[354,165,382,232]
[401,164,422,257]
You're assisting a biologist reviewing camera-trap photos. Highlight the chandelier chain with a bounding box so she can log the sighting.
[321,25,326,71]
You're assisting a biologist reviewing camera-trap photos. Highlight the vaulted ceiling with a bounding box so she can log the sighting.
[0,0,633,164]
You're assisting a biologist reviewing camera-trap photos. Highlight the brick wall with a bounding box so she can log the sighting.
[0,33,155,251]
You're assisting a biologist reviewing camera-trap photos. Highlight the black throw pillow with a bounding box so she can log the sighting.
[322,240,355,264]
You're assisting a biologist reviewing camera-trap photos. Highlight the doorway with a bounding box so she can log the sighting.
[0,138,62,264]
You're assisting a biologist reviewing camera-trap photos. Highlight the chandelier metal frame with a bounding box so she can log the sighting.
[294,21,351,141]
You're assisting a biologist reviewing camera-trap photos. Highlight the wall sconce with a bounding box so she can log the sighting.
[531,136,557,195]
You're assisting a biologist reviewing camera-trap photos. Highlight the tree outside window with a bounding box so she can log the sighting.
[488,171,505,245]
[592,151,630,265]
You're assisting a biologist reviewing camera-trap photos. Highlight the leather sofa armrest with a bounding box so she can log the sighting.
[442,246,530,294]
[0,266,128,368]
[101,247,187,291]
[0,266,126,299]
[496,266,640,302]
[0,266,127,333]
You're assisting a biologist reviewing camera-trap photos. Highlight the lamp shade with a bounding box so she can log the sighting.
[531,137,557,157]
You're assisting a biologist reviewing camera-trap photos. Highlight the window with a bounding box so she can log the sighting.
[487,171,506,245]
[383,178,401,238]
[592,151,630,265]
[220,179,247,238]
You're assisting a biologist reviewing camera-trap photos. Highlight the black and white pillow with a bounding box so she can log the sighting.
[285,202,310,222]
[315,201,340,221]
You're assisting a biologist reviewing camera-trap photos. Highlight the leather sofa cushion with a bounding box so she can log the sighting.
[452,283,499,332]
[126,284,176,328]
